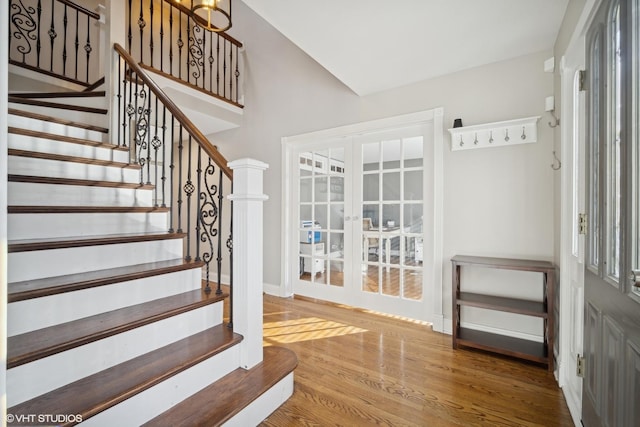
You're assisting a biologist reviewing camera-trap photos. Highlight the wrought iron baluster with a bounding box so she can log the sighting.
[168,3,173,75]
[223,39,227,99]
[127,0,132,52]
[235,44,239,103]
[149,0,154,68]
[146,89,152,185]
[37,0,42,67]
[195,147,203,265]
[208,32,214,93]
[186,8,192,85]
[227,192,233,325]
[177,124,184,233]
[216,168,224,295]
[229,40,233,102]
[159,0,164,72]
[62,5,67,76]
[74,9,78,79]
[152,96,161,200]
[168,115,176,232]
[117,58,122,147]
[184,135,194,262]
[216,34,220,94]
[138,0,145,64]
[178,9,183,79]
[48,0,56,72]
[199,157,218,294]
[84,14,91,82]
[123,61,131,149]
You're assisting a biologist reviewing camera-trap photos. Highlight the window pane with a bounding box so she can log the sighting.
[588,32,601,271]
[606,3,621,282]
[363,174,379,202]
[404,170,423,201]
[383,172,400,201]
[403,136,423,168]
[363,143,379,171]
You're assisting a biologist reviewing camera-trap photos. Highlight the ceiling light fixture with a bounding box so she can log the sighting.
[176,0,232,33]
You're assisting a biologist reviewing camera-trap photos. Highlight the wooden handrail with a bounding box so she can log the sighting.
[58,0,101,20]
[114,43,233,179]
[161,0,244,48]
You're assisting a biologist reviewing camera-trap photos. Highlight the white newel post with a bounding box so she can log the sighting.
[228,158,269,370]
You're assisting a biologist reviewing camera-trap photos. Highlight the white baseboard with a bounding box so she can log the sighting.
[431,314,446,334]
[263,282,284,297]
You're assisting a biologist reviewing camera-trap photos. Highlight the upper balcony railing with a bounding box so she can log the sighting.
[9,0,102,87]
[127,0,244,108]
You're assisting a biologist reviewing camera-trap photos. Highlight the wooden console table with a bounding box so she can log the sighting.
[451,255,555,371]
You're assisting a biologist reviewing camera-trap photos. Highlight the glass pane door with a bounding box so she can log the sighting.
[298,148,346,288]
[360,135,424,301]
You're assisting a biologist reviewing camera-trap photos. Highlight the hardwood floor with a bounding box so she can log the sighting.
[259,294,573,426]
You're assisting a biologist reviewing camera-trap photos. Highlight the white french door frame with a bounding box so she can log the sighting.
[280,108,444,324]
[558,1,600,425]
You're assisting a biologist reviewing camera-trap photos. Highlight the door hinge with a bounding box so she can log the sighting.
[577,354,585,377]
[579,70,586,91]
[578,213,588,235]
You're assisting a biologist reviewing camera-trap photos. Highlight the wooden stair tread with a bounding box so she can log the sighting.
[9,259,205,302]
[7,288,228,368]
[8,325,242,424]
[8,90,106,99]
[8,148,139,169]
[8,108,109,133]
[8,97,108,114]
[8,175,153,190]
[9,127,124,150]
[8,205,170,214]
[144,346,298,427]
[8,231,185,253]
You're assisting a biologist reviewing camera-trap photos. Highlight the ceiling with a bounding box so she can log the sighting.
[241,0,569,96]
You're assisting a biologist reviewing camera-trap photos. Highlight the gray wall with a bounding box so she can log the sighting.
[214,1,555,334]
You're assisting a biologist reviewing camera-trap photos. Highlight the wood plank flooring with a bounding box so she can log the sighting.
[259,294,573,426]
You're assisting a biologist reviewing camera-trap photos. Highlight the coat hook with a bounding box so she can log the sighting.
[548,111,560,128]
[459,135,464,147]
[521,126,526,140]
[551,150,561,170]
[473,133,478,145]
[504,129,510,142]
[489,131,494,143]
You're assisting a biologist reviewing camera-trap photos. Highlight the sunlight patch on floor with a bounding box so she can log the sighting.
[263,316,368,346]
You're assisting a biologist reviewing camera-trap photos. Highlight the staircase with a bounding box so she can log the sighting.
[5,88,296,425]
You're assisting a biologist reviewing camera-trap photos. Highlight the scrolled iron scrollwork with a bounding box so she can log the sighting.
[199,160,219,284]
[189,26,205,81]
[10,0,38,57]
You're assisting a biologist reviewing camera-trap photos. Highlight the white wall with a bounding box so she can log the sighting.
[214,2,555,334]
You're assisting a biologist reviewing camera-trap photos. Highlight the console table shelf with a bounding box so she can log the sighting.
[452,255,555,371]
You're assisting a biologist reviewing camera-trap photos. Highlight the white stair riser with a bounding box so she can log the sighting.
[81,345,240,427]
[8,182,154,207]
[8,239,184,282]
[7,103,108,127]
[9,133,129,163]
[224,373,294,427]
[9,212,169,240]
[8,268,202,336]
[9,155,141,183]
[8,113,107,143]
[7,302,224,406]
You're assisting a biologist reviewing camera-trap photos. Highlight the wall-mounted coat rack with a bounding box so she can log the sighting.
[448,116,540,151]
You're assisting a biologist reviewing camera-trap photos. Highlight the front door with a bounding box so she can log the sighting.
[582,0,640,425]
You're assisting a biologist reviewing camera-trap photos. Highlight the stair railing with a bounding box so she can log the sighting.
[8,0,102,87]
[126,0,243,107]
[114,43,234,324]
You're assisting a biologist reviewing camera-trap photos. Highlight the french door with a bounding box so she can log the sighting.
[284,111,442,322]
